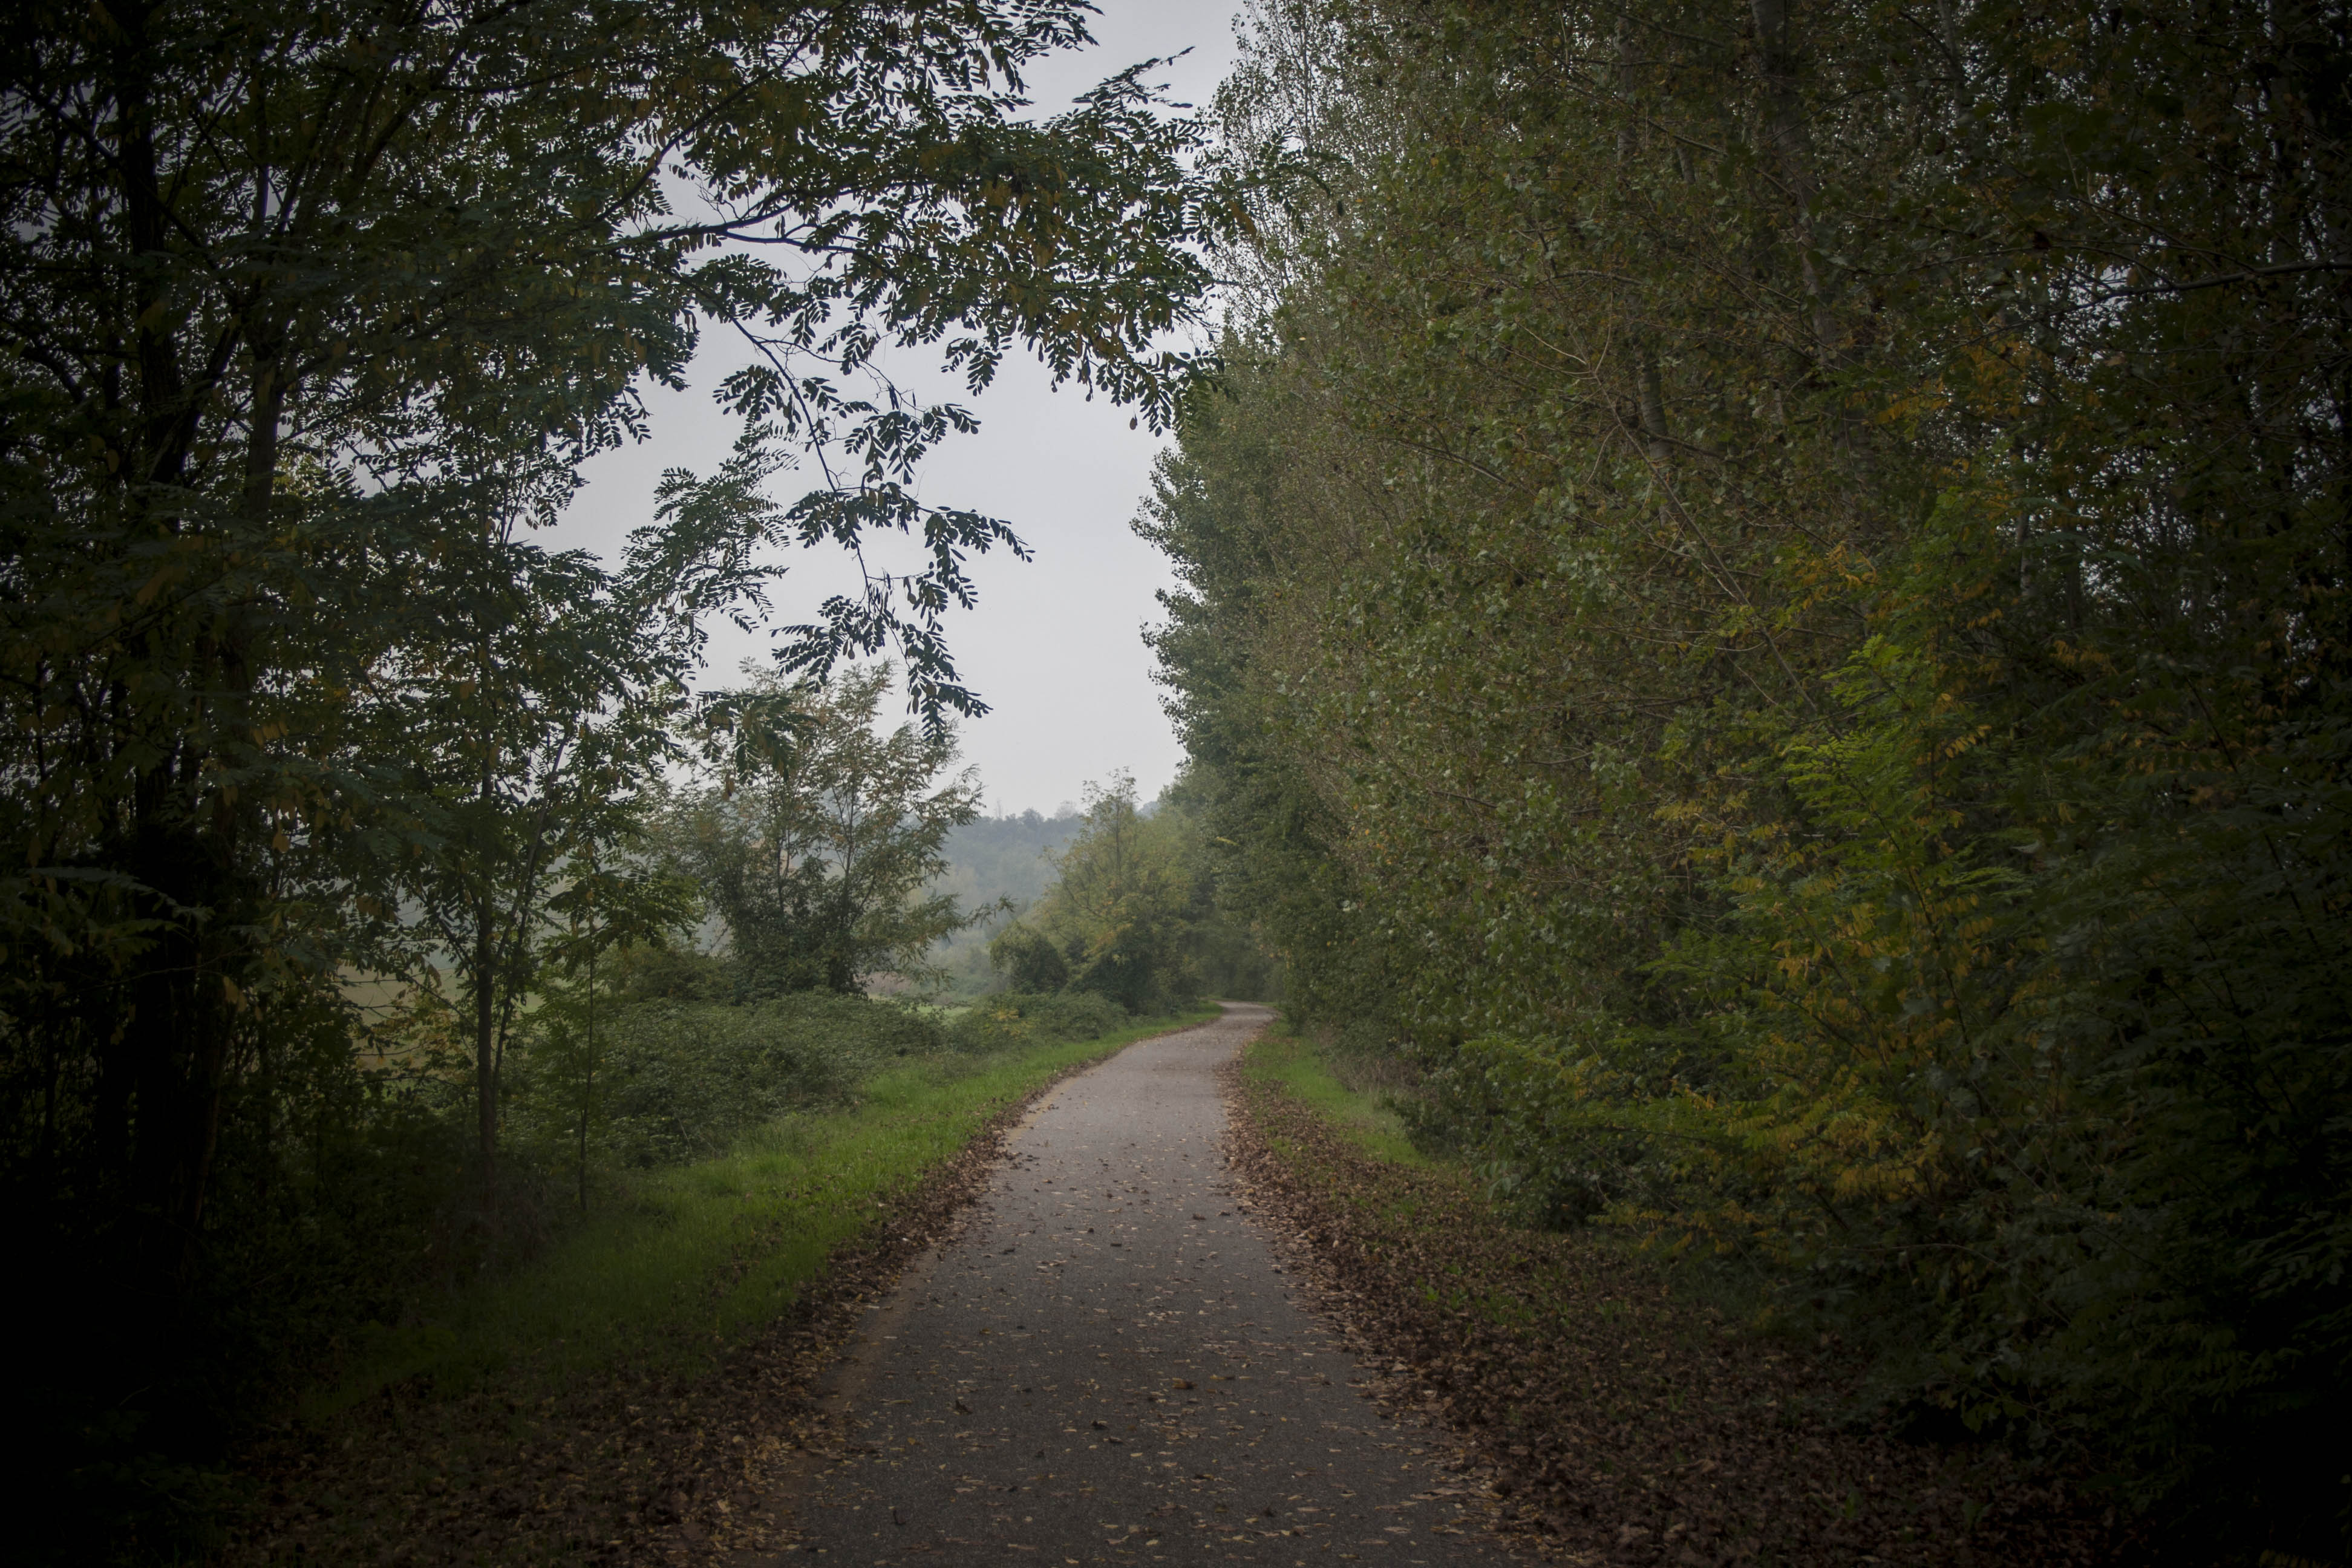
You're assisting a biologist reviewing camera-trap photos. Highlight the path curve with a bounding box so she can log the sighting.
[756,1002,1511,1566]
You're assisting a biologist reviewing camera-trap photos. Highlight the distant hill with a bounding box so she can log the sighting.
[927,809,1086,995]
[934,809,1085,912]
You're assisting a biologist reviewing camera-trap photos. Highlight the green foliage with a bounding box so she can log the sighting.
[670,663,988,996]
[991,772,1278,1013]
[511,990,944,1172]
[371,543,704,1204]
[990,925,1074,993]
[1146,0,2352,1547]
[943,989,1127,1051]
[0,3,1229,1557]
[601,939,734,1004]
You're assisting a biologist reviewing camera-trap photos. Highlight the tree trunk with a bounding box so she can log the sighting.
[475,896,500,1218]
[90,4,269,1289]
[580,910,595,1215]
[1749,0,1843,364]
[1638,339,1670,460]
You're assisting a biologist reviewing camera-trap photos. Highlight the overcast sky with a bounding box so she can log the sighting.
[554,2,1247,817]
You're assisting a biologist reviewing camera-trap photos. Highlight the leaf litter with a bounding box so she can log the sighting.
[1218,1050,2147,1567]
[226,1028,2146,1567]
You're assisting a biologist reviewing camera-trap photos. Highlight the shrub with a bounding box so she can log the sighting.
[988,923,1071,994]
[944,990,1127,1053]
[508,992,944,1170]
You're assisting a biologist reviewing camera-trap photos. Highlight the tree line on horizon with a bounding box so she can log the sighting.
[986,769,1281,1011]
[1147,0,2350,1553]
[924,803,1088,994]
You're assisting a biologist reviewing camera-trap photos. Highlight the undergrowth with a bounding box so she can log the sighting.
[316,1005,1219,1416]
[1241,1027,1427,1167]
[1229,1027,2131,1567]
[225,1005,1220,1567]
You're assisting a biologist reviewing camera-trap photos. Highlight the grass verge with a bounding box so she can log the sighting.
[238,1005,1218,1566]
[1241,1027,1427,1166]
[324,1007,1220,1414]
[1225,1028,2128,1567]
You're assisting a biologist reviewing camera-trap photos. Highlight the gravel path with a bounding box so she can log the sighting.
[756,1002,1511,1567]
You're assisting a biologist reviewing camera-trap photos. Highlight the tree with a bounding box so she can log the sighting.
[989,923,1071,993]
[1148,0,2352,1541]
[676,664,987,996]
[1,0,1218,1290]
[362,513,698,1215]
[0,2,1229,1529]
[1009,773,1201,1013]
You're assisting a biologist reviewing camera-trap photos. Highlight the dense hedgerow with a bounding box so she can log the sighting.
[1148,0,2352,1550]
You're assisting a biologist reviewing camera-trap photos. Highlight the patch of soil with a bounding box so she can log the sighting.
[224,1069,1087,1566]
[1219,1052,2143,1567]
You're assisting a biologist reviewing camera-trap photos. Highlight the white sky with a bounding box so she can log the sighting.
[554,2,1246,816]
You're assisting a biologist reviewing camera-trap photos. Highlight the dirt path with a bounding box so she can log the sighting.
[749,1002,1512,1567]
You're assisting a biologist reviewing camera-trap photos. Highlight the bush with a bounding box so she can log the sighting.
[988,923,1071,993]
[605,942,731,1002]
[507,991,944,1170]
[944,990,1127,1053]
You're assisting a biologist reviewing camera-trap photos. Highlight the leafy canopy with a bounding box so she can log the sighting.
[673,662,988,996]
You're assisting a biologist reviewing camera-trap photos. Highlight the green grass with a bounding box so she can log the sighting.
[312,1005,1219,1417]
[1243,1027,1430,1166]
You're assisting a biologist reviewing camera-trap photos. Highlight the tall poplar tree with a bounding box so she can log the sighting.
[1148,0,2351,1541]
